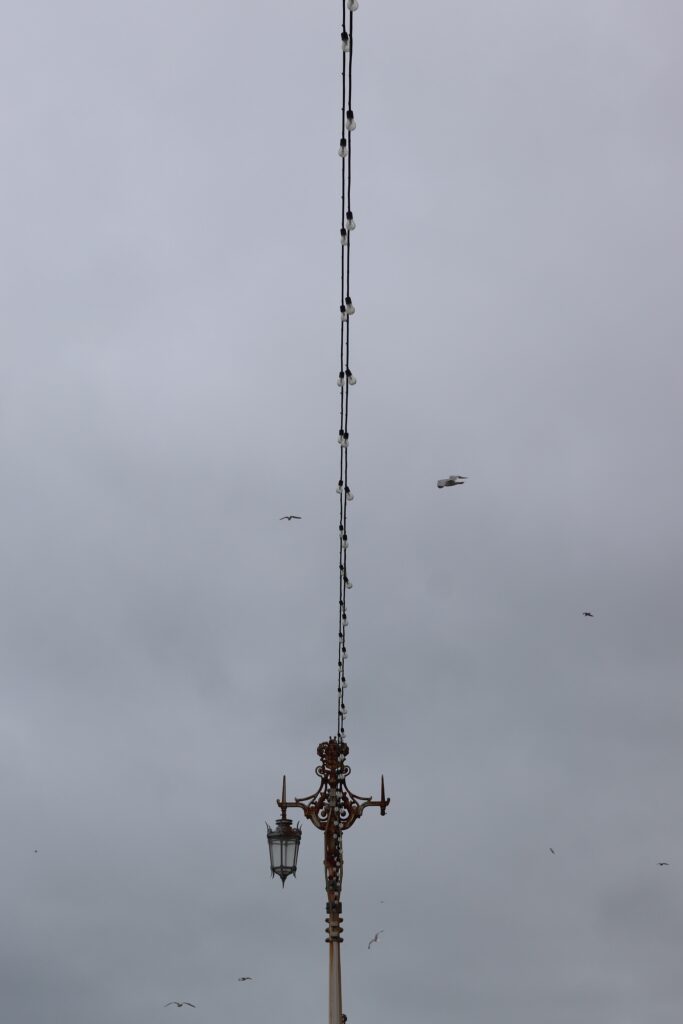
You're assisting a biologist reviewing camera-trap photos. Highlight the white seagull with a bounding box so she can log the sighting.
[164,1003,196,1009]
[368,930,384,949]
[437,475,467,488]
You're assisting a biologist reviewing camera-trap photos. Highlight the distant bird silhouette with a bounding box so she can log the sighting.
[582,611,594,617]
[549,848,556,855]
[658,862,669,867]
[164,1003,195,1008]
[368,930,384,949]
[437,475,466,489]
[280,515,302,521]
[238,977,253,982]
[34,849,38,853]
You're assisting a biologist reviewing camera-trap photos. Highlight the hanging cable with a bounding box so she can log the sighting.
[336,0,357,745]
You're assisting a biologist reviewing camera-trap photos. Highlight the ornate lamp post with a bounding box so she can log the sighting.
[268,739,388,1024]
[266,6,388,1022]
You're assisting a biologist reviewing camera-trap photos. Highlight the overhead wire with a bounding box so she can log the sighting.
[336,0,357,745]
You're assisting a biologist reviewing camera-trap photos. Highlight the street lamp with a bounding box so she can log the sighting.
[268,738,388,1024]
[266,778,302,886]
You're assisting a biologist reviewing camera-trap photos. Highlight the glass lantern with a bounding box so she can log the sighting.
[266,816,302,886]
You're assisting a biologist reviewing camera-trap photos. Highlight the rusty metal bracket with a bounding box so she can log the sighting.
[277,738,389,833]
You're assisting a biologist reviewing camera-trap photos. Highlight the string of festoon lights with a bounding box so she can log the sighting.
[336,0,359,746]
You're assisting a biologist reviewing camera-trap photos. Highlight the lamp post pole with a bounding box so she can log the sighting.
[270,737,388,1024]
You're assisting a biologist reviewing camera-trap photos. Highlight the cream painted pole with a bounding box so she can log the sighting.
[328,923,343,1024]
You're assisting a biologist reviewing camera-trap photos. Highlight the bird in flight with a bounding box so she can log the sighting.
[280,515,302,521]
[238,977,253,982]
[164,1003,196,1009]
[437,475,467,489]
[368,930,384,949]
[582,611,594,617]
[658,862,669,867]
[549,848,556,855]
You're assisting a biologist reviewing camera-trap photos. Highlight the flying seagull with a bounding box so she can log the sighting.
[582,611,594,617]
[549,848,556,855]
[164,1003,195,1009]
[437,475,467,489]
[658,862,669,867]
[238,977,253,982]
[368,930,384,949]
[280,515,302,521]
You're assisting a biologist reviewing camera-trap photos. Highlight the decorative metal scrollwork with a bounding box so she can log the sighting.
[278,738,389,833]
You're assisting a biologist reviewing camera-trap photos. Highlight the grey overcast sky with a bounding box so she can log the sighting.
[1,2,682,1022]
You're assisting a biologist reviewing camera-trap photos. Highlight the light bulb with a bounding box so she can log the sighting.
[337,372,344,388]
[346,109,356,131]
[340,227,348,246]
[337,431,348,447]
[341,706,348,718]
[344,575,353,589]
[345,486,354,501]
[340,304,348,322]
[336,480,343,494]
[345,369,356,385]
[342,534,348,549]
[341,678,348,689]
[344,296,355,315]
[338,138,347,159]
[341,30,350,52]
[342,613,348,627]
[346,211,356,231]
[341,648,348,660]
[347,0,359,10]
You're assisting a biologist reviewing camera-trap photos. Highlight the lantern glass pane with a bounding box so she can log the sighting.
[267,835,280,871]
